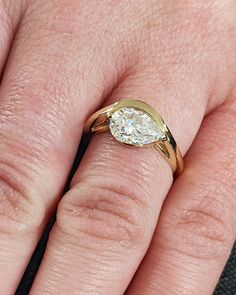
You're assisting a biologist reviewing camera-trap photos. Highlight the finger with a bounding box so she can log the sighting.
[31,3,236,293]
[0,1,23,74]
[126,99,236,295]
[0,1,129,292]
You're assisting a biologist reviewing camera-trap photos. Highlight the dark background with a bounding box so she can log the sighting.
[15,136,236,295]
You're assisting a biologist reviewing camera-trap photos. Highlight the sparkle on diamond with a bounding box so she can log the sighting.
[109,107,162,145]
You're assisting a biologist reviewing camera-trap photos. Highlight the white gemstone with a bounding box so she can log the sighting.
[109,107,162,145]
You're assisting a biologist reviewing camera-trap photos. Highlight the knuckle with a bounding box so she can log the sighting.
[179,1,234,41]
[57,183,150,251]
[161,186,235,260]
[140,0,236,75]
[174,0,233,41]
[0,145,45,235]
[177,207,233,257]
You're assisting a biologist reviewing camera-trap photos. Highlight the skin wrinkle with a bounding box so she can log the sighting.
[178,209,229,242]
[141,248,207,293]
[46,230,133,294]
[0,124,64,218]
[44,233,127,295]
[52,223,128,259]
[75,135,166,205]
[61,190,139,229]
[0,131,47,174]
[159,187,235,260]
[0,179,23,219]
[0,139,48,232]
[137,244,229,295]
[58,184,152,250]
[173,171,236,236]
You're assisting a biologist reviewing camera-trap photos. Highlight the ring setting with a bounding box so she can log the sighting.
[84,100,184,177]
[109,106,162,146]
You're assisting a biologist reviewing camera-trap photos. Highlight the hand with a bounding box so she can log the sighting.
[0,1,236,294]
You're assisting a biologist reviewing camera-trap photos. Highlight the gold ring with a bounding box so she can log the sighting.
[84,100,184,177]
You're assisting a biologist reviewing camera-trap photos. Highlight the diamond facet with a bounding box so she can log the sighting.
[109,107,162,145]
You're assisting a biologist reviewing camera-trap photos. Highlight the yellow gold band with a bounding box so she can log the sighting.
[84,100,184,177]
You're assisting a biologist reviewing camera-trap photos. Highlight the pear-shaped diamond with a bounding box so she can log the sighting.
[109,107,162,145]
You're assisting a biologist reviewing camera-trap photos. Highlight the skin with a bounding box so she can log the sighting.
[0,0,236,294]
